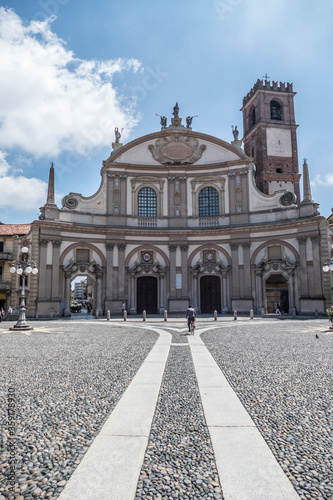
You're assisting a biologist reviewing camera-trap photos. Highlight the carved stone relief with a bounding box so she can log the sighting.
[148,135,206,165]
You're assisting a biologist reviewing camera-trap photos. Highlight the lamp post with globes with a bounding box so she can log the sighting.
[322,258,333,273]
[9,246,38,331]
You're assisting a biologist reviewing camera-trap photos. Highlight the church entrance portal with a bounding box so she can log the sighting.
[200,276,221,313]
[137,276,158,314]
[265,274,289,313]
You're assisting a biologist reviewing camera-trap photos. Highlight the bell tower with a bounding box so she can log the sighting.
[241,79,301,203]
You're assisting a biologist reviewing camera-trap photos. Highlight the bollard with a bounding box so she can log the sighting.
[95,309,99,319]
[107,310,110,321]
[124,310,127,321]
[250,309,254,319]
[292,307,296,318]
[164,309,167,321]
[315,308,318,319]
[234,309,237,320]
[143,310,146,322]
[214,310,217,321]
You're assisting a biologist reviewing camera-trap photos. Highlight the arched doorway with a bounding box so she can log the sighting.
[200,275,221,313]
[265,274,289,313]
[137,276,158,314]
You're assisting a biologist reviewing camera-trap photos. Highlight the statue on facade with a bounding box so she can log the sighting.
[156,114,167,127]
[186,115,198,128]
[173,102,179,118]
[114,127,123,143]
[232,125,239,140]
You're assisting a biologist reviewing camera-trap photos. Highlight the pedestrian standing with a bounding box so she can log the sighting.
[121,302,126,317]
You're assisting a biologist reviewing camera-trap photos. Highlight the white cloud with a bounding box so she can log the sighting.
[0,174,47,210]
[311,173,333,187]
[0,151,10,176]
[0,8,142,158]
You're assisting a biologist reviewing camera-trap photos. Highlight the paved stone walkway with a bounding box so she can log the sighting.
[1,317,332,500]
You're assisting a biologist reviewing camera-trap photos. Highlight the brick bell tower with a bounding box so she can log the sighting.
[241,79,301,203]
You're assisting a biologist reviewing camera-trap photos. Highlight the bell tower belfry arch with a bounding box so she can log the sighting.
[241,79,301,203]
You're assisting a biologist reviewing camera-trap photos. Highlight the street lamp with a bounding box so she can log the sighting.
[9,246,38,331]
[322,258,333,273]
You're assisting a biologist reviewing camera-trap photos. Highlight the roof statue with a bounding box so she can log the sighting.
[232,125,239,141]
[114,127,123,144]
[186,115,198,129]
[156,114,167,128]
[172,102,179,118]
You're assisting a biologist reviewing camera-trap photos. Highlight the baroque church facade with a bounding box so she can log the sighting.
[3,80,332,318]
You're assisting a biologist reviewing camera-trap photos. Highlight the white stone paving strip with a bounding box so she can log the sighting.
[58,325,171,500]
[189,329,300,500]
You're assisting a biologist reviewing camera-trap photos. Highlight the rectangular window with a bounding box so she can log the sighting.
[0,242,3,252]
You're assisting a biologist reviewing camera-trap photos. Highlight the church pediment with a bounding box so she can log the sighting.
[107,130,248,166]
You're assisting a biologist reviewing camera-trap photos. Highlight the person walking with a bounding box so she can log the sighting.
[275,303,281,316]
[7,306,12,321]
[0,308,4,322]
[186,305,196,333]
[121,302,126,317]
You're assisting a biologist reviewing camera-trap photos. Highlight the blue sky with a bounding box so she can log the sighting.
[0,0,332,223]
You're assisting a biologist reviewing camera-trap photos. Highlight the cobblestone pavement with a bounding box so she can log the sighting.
[0,317,332,500]
[202,319,333,500]
[0,321,158,500]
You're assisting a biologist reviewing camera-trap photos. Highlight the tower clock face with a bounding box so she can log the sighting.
[266,128,292,157]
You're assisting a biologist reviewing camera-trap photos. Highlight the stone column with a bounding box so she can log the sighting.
[241,171,249,212]
[96,272,103,315]
[105,243,114,301]
[180,176,187,216]
[168,177,175,218]
[64,272,71,316]
[241,242,251,297]
[222,271,229,313]
[311,236,322,296]
[117,243,126,298]
[297,236,309,297]
[230,243,240,298]
[169,245,177,298]
[180,245,188,298]
[159,274,165,313]
[192,275,198,309]
[256,269,263,312]
[228,173,236,213]
[130,274,136,314]
[51,240,61,300]
[38,239,49,299]
[120,175,127,215]
[287,269,295,312]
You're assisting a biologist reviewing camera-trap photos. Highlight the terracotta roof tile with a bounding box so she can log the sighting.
[0,224,31,236]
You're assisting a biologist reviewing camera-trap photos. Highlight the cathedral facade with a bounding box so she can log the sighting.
[3,80,332,318]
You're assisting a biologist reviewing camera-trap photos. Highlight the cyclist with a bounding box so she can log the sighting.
[186,305,196,334]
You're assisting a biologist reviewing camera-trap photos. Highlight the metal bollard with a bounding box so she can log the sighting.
[250,309,254,319]
[124,310,127,321]
[315,308,318,319]
[164,309,167,321]
[214,310,217,321]
[95,309,99,319]
[107,310,110,321]
[234,309,237,320]
[143,310,146,321]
